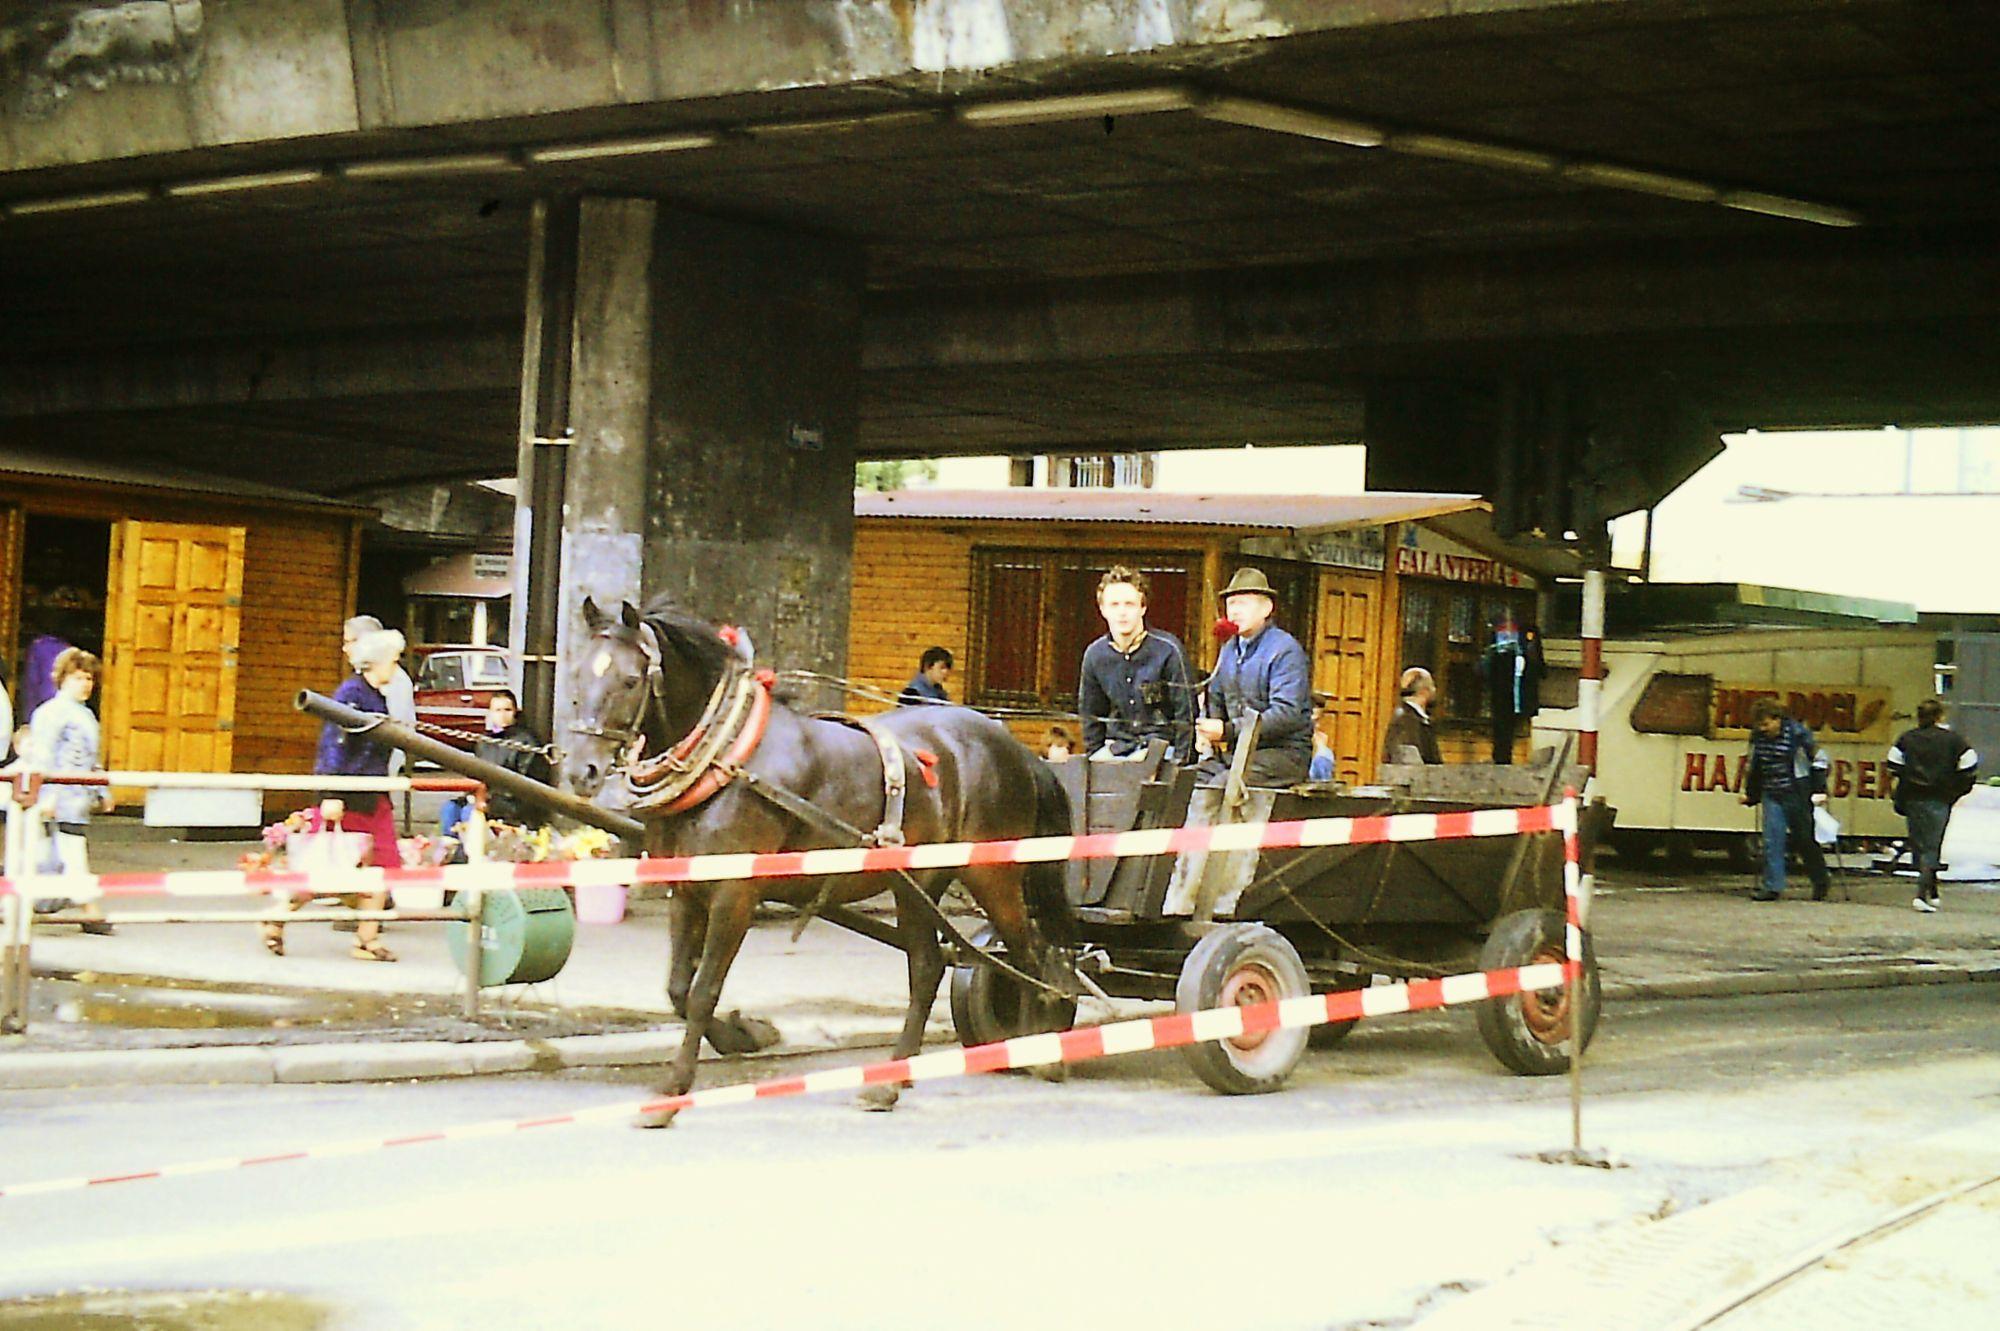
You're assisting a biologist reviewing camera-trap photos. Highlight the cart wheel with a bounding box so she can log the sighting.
[1474,909,1601,1076]
[949,926,1077,1048]
[1176,923,1311,1095]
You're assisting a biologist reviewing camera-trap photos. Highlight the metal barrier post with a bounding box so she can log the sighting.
[1562,792,1587,1153]
[2,782,38,1034]
[2,792,21,1033]
[459,808,489,1020]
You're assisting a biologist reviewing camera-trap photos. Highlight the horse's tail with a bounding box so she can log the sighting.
[1025,757,1077,950]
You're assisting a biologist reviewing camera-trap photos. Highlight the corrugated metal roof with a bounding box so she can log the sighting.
[854,488,1484,531]
[0,445,374,513]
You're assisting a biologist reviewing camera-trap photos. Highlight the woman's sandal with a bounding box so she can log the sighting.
[259,924,285,957]
[351,939,396,963]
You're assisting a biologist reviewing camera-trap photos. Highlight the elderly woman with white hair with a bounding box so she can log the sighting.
[264,627,406,961]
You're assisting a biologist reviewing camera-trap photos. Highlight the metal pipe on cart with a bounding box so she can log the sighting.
[293,690,645,842]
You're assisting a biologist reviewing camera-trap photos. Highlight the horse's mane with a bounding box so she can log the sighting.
[637,597,733,683]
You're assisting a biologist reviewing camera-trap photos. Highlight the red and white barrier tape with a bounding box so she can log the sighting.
[0,796,1585,1200]
[0,800,1573,901]
[0,956,1577,1202]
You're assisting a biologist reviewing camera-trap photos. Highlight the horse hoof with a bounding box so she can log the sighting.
[632,1107,680,1130]
[705,1011,781,1056]
[857,1084,901,1113]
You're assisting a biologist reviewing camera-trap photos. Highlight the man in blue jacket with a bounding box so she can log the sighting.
[1196,567,1313,787]
[1741,698,1832,902]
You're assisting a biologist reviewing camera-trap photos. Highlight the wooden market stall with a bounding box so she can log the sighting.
[849,490,1573,783]
[0,448,370,783]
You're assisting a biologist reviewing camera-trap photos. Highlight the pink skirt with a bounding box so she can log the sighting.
[340,794,404,870]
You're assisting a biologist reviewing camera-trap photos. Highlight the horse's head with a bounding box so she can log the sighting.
[562,596,734,802]
[563,597,658,800]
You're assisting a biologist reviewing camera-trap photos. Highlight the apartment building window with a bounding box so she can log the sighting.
[1049,453,1157,489]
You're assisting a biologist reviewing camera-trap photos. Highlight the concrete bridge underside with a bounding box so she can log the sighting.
[2,0,1996,695]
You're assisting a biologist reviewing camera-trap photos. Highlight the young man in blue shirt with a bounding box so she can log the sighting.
[1076,566,1194,763]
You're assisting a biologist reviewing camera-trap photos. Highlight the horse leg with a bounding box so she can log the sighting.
[859,878,947,1113]
[664,891,707,1017]
[634,886,756,1130]
[957,864,1073,1082]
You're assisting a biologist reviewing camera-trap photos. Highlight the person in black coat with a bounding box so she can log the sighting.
[1887,697,1981,912]
[1481,619,1543,765]
[474,689,554,826]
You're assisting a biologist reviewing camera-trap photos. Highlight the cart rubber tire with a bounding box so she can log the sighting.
[949,926,1077,1048]
[1175,923,1312,1095]
[1474,908,1601,1076]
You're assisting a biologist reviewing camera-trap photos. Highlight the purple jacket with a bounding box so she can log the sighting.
[18,635,72,720]
[315,674,393,778]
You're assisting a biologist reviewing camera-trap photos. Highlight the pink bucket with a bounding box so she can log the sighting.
[574,882,628,925]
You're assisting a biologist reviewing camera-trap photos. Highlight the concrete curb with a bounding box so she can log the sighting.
[3,961,1993,1090]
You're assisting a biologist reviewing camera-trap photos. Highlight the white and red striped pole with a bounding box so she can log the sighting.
[1577,566,1607,778]
[1562,788,1587,1150]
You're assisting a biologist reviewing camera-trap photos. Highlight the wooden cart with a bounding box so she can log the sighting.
[950,735,1603,1094]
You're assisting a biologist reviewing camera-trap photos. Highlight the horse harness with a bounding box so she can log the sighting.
[588,622,1066,999]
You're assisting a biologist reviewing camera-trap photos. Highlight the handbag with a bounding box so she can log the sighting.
[1812,804,1841,848]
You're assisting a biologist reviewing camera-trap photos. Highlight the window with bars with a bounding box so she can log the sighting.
[969,548,1199,708]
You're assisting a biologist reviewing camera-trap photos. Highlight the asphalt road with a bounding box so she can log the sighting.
[3,985,1997,1331]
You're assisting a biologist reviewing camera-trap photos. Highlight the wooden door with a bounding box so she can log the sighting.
[104,521,246,777]
[1314,570,1384,785]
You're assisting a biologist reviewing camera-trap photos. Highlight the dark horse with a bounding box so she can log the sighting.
[563,598,1075,1122]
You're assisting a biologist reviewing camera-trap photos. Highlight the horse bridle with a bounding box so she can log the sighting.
[567,620,672,755]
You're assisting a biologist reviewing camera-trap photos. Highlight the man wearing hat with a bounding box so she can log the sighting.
[1196,567,1313,786]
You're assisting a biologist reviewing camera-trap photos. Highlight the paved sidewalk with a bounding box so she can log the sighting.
[3,823,1994,1088]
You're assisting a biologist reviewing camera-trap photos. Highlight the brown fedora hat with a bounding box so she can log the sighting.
[1218,567,1277,603]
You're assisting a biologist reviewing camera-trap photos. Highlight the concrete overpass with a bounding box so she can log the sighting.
[2,0,1995,707]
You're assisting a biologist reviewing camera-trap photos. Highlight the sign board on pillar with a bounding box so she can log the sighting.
[471,553,512,582]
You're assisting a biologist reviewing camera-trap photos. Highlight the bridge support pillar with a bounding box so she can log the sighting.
[513,198,860,743]
[642,211,862,707]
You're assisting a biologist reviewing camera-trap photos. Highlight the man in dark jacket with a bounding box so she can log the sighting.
[474,690,554,826]
[1887,698,1981,912]
[1381,667,1443,772]
[1078,566,1194,763]
[1481,618,1543,765]
[1741,698,1831,902]
[1196,567,1312,786]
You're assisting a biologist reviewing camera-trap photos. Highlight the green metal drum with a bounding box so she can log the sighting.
[447,889,576,986]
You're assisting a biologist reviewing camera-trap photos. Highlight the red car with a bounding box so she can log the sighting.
[411,646,512,750]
